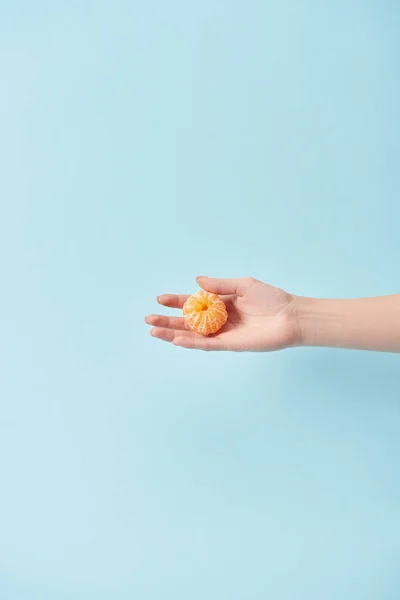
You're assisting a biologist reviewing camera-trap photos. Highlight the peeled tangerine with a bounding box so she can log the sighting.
[183,290,228,336]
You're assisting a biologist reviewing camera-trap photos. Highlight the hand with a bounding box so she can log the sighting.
[145,276,300,351]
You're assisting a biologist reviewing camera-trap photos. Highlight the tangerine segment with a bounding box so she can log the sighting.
[183,290,228,336]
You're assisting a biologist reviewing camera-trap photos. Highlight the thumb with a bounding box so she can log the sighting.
[196,276,252,296]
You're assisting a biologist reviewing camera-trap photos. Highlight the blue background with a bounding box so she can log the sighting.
[1,1,399,598]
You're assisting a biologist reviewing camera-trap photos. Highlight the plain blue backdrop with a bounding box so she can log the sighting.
[1,1,399,598]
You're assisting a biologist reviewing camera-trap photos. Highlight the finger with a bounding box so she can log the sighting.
[150,327,194,342]
[196,276,255,297]
[173,335,225,351]
[157,294,190,309]
[145,314,188,330]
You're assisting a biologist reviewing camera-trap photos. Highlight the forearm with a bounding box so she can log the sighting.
[295,295,400,353]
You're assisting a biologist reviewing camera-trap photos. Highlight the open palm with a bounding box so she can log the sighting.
[145,276,300,351]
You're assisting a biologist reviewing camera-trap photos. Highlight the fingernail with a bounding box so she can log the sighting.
[197,275,207,280]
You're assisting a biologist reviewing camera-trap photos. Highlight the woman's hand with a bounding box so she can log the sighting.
[145,276,300,351]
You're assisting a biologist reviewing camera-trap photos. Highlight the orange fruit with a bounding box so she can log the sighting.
[183,290,228,335]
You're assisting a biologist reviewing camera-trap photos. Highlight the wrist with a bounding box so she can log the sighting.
[292,296,344,348]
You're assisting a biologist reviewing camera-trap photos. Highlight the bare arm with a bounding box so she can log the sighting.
[146,277,400,353]
[296,295,400,353]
